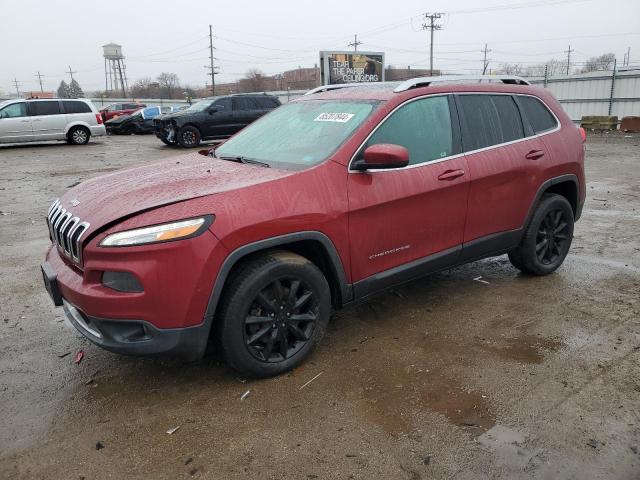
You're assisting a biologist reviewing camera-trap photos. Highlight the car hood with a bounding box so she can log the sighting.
[156,109,197,121]
[105,114,133,125]
[57,152,294,237]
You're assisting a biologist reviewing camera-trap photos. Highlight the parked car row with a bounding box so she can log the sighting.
[105,105,186,135]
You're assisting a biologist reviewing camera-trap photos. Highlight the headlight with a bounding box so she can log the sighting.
[100,216,212,247]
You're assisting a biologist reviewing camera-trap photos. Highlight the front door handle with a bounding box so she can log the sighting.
[438,169,465,181]
[525,149,545,160]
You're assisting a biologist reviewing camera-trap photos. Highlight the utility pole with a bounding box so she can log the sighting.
[481,43,492,75]
[67,65,76,82]
[12,78,21,97]
[422,12,444,76]
[35,71,44,92]
[348,34,363,52]
[624,47,631,67]
[208,25,216,95]
[564,45,574,75]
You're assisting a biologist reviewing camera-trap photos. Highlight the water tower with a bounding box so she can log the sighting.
[103,43,128,96]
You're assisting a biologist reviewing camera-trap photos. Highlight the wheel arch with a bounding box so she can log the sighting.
[203,231,352,328]
[64,121,92,135]
[524,174,580,230]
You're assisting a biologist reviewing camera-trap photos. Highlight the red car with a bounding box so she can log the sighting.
[42,76,585,377]
[99,102,146,122]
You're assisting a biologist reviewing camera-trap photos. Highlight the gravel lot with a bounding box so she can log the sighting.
[0,132,639,480]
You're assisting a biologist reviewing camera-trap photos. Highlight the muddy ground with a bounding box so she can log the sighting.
[0,132,638,480]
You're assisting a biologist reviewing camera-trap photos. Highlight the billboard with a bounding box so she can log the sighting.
[320,51,385,85]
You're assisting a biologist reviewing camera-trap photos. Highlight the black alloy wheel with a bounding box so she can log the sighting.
[536,208,570,265]
[244,277,318,363]
[177,126,201,147]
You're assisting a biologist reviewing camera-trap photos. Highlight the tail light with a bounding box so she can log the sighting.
[96,114,103,125]
[578,127,586,143]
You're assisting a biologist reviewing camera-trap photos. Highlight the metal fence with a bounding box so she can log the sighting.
[528,69,640,122]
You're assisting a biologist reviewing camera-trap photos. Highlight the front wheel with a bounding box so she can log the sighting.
[177,126,201,148]
[218,251,331,378]
[67,126,90,145]
[509,193,574,275]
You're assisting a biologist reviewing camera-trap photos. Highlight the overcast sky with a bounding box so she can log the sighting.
[1,0,638,95]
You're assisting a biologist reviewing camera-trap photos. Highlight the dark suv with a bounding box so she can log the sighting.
[42,75,585,378]
[154,93,281,147]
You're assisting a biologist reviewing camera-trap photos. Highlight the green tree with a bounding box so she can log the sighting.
[57,81,70,98]
[68,79,85,98]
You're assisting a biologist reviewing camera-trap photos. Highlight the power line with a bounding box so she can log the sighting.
[422,12,444,76]
[348,34,363,52]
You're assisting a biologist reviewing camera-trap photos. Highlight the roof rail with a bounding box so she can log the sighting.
[393,75,530,93]
[304,83,371,96]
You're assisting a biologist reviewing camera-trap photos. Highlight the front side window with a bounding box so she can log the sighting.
[215,100,377,170]
[457,94,524,151]
[517,96,558,134]
[358,96,453,166]
[213,98,231,111]
[0,102,27,118]
[30,101,61,116]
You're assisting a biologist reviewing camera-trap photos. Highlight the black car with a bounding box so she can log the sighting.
[153,94,281,147]
[106,106,183,135]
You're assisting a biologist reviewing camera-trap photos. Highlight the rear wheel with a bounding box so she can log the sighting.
[218,251,331,378]
[67,126,90,145]
[177,125,201,148]
[509,193,574,275]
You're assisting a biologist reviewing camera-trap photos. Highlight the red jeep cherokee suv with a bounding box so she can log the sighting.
[42,76,585,377]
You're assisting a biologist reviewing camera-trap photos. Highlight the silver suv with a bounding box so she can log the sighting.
[0,98,106,145]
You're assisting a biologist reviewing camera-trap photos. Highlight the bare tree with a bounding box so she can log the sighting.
[581,53,616,73]
[522,58,565,77]
[130,77,160,98]
[497,63,525,75]
[242,69,267,92]
[157,72,180,99]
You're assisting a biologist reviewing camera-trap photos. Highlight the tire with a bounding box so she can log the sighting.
[508,193,574,275]
[158,135,173,146]
[67,126,90,145]
[218,250,331,378]
[177,125,201,148]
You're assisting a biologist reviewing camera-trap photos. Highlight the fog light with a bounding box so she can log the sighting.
[102,271,143,293]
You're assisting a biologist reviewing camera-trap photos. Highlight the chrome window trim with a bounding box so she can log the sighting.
[347,92,561,174]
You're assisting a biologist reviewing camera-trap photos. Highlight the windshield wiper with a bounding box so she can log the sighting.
[217,155,270,168]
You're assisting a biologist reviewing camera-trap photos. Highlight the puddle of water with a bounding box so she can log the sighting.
[481,335,564,364]
[354,366,495,437]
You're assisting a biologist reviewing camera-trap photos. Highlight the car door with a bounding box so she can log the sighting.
[231,97,255,133]
[455,93,552,257]
[347,95,470,291]
[203,98,233,138]
[29,100,67,139]
[0,102,33,143]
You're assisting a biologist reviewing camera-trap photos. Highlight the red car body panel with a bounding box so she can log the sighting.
[43,81,585,359]
[100,104,146,122]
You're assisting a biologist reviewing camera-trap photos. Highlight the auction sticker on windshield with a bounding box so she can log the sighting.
[314,112,355,123]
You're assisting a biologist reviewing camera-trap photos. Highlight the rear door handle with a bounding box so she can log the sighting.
[438,169,465,181]
[525,150,545,160]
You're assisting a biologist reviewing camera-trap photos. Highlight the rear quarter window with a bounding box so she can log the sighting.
[517,96,558,134]
[63,101,92,114]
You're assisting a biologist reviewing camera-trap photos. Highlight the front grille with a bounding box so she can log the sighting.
[46,199,90,264]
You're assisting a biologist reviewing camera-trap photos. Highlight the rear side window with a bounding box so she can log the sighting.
[518,96,558,134]
[457,95,524,151]
[255,97,280,108]
[63,101,92,114]
[30,101,61,116]
[361,96,453,166]
[232,97,257,111]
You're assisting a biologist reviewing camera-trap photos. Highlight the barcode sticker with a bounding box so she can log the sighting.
[314,112,355,123]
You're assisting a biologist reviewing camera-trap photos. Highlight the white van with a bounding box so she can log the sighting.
[0,98,106,145]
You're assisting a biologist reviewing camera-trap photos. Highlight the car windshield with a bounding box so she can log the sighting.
[185,99,214,112]
[215,100,378,170]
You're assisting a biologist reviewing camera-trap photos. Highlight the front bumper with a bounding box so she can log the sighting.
[62,299,209,360]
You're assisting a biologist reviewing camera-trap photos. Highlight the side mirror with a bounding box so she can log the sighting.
[353,144,410,170]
